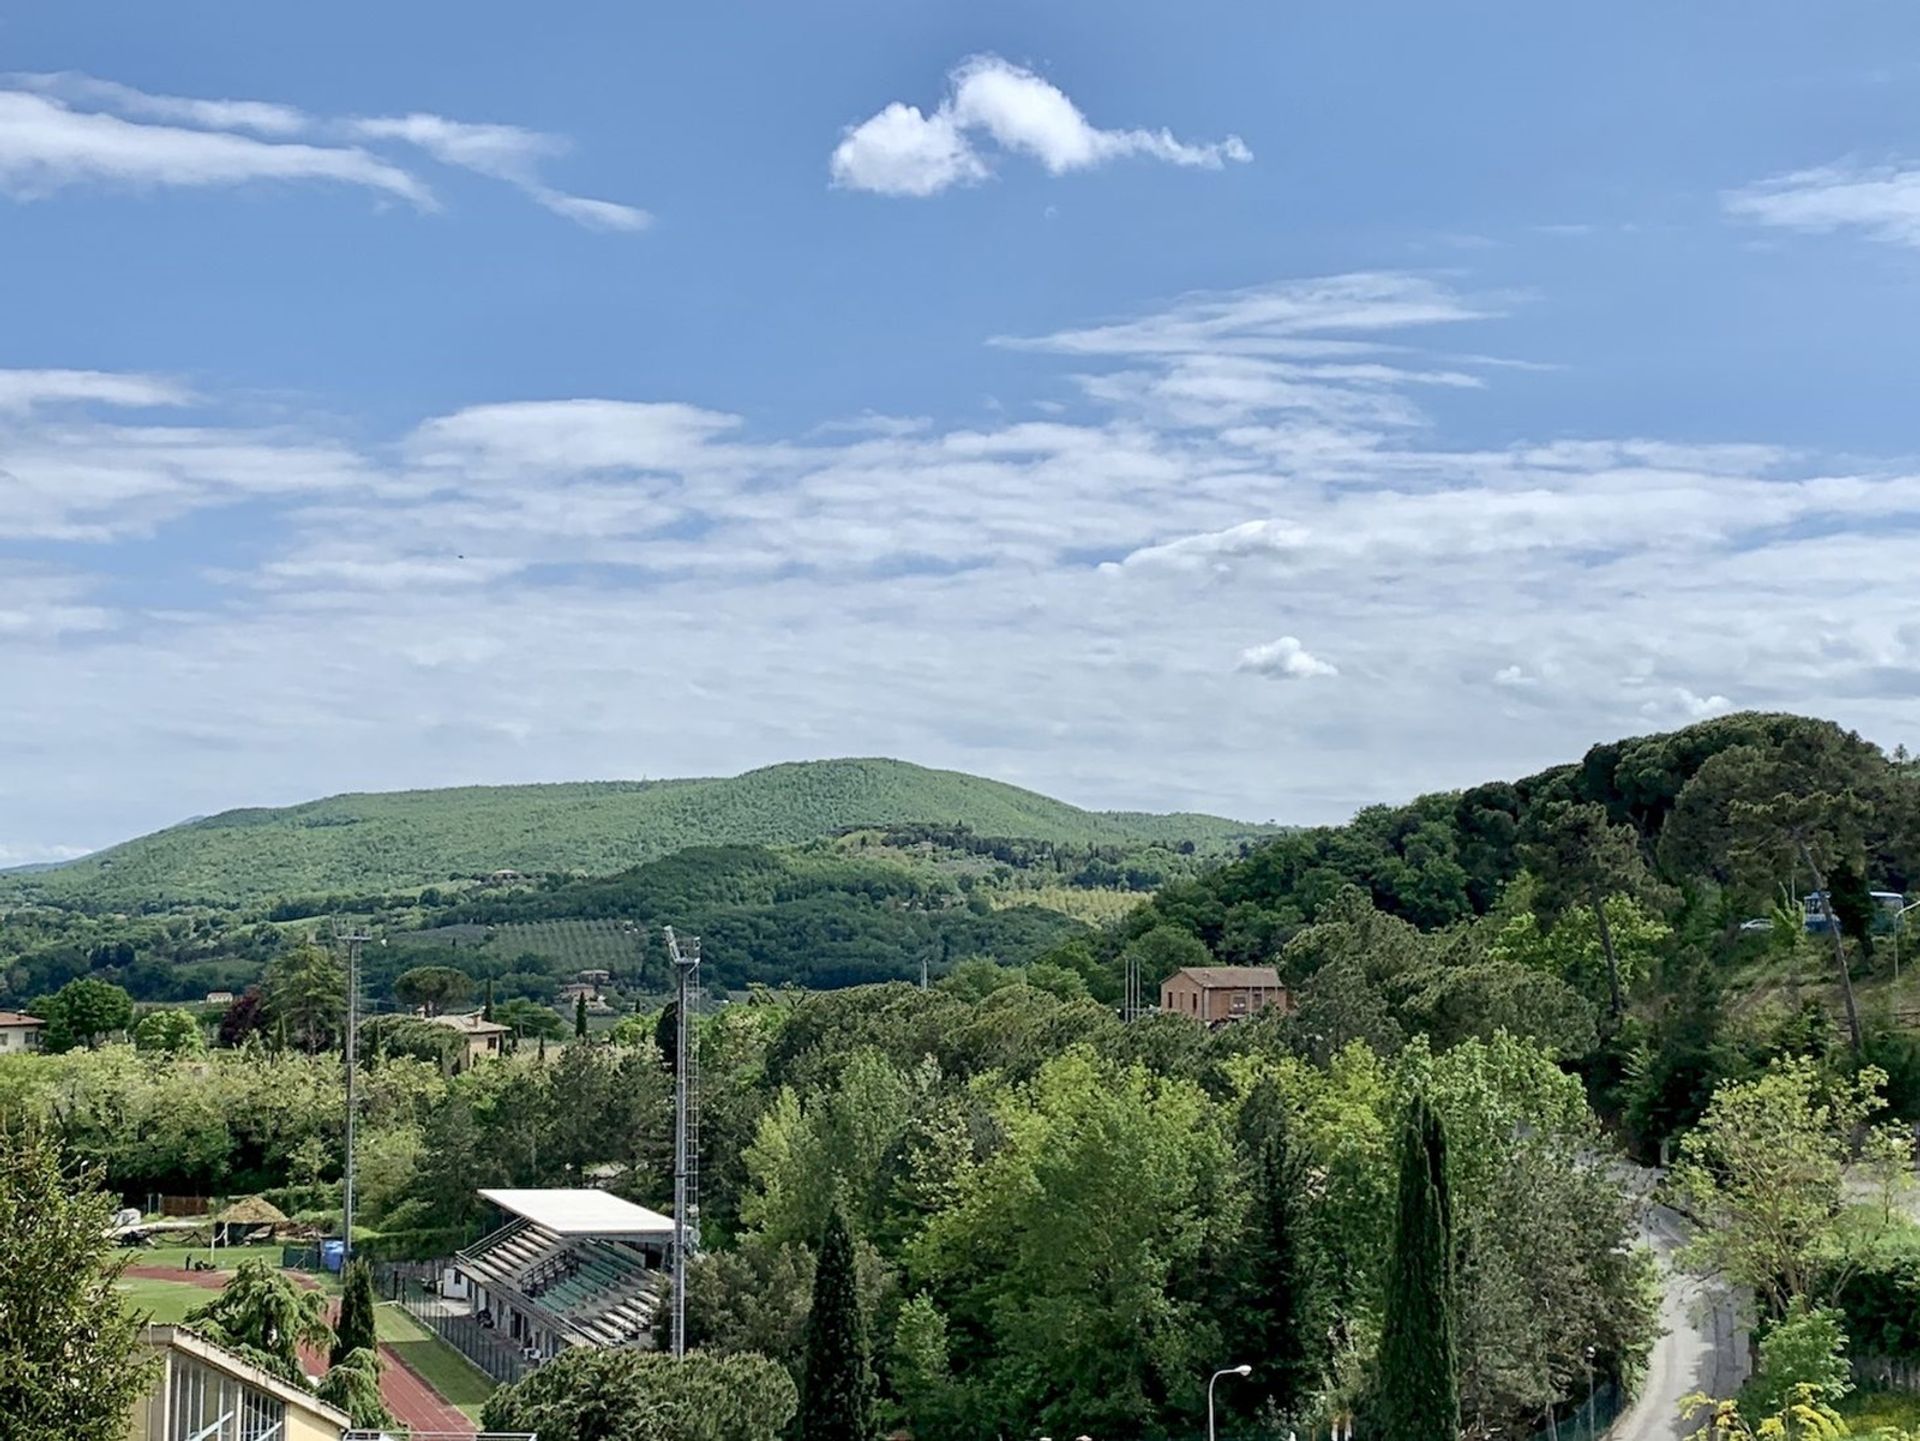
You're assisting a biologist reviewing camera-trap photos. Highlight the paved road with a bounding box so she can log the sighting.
[1610,1200,1746,1441]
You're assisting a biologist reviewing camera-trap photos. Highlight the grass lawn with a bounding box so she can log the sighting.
[123,1240,285,1273]
[375,1303,495,1418]
[115,1276,218,1325]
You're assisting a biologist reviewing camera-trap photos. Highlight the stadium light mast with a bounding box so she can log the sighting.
[332,920,372,1267]
[665,925,702,1359]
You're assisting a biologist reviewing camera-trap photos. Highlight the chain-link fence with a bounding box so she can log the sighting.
[376,1261,537,1386]
[1523,1380,1624,1441]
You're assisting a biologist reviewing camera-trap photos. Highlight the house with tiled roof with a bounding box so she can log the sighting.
[1159,966,1292,1026]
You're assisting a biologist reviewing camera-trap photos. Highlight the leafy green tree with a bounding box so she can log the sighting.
[801,1205,880,1441]
[1372,1094,1459,1441]
[0,1128,156,1439]
[1122,923,1213,992]
[889,1293,961,1441]
[38,976,134,1050]
[480,1347,798,1441]
[1741,1300,1851,1418]
[1671,1059,1889,1314]
[332,1258,378,1368]
[264,941,346,1054]
[907,1048,1230,1438]
[1520,800,1662,1019]
[132,1007,205,1055]
[495,997,565,1042]
[185,1256,333,1383]
[315,1347,393,1431]
[394,965,472,1017]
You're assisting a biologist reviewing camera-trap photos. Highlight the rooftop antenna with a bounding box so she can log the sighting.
[331,919,372,1266]
[665,925,702,1359]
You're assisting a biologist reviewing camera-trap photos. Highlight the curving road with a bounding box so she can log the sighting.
[1609,1198,1747,1441]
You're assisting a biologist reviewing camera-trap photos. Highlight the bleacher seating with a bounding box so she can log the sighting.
[455,1223,662,1348]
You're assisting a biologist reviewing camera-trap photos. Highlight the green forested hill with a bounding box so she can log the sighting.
[7,758,1267,907]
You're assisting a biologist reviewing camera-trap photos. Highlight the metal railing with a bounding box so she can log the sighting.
[376,1262,539,1385]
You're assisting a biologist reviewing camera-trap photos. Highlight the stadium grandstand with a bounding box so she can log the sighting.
[445,1188,671,1360]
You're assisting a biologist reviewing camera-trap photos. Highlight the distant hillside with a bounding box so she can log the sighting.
[7,758,1269,907]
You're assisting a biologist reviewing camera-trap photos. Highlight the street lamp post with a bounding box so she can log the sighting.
[1209,1364,1253,1441]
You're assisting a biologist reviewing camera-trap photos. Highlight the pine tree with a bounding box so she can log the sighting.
[332,1258,379,1368]
[1373,1095,1459,1441]
[801,1205,879,1441]
[575,993,589,1039]
[0,1129,156,1438]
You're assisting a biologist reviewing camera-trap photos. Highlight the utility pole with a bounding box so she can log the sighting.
[1123,950,1141,1022]
[665,926,701,1359]
[332,921,372,1267]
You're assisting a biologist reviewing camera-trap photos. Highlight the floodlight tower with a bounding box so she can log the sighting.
[331,920,372,1266]
[664,925,702,1359]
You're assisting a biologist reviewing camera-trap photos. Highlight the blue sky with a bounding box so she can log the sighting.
[4,2,1920,860]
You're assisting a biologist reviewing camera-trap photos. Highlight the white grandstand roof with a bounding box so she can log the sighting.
[478,1188,675,1237]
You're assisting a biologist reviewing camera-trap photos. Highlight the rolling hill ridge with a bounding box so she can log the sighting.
[8,758,1269,907]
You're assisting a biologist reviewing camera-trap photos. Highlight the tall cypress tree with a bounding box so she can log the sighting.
[1373,1095,1459,1441]
[332,1257,379,1368]
[801,1205,878,1441]
[482,978,496,1023]
[1248,1116,1313,1418]
[575,993,589,1039]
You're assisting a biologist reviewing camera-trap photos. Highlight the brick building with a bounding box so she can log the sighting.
[1159,966,1291,1025]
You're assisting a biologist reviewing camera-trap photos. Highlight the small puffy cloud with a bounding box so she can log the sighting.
[1640,687,1732,720]
[829,103,986,198]
[832,55,1250,197]
[1237,636,1338,680]
[1726,163,1920,248]
[1492,664,1535,688]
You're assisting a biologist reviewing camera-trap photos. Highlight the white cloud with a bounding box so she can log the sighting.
[0,89,432,205]
[1641,687,1734,720]
[347,113,651,231]
[831,55,1249,196]
[9,270,1920,854]
[0,368,189,413]
[6,71,309,136]
[1726,163,1920,248]
[529,189,651,231]
[829,103,986,198]
[0,841,92,867]
[1238,636,1338,680]
[0,74,646,229]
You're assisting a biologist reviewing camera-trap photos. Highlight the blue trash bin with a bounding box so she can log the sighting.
[320,1239,346,1274]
